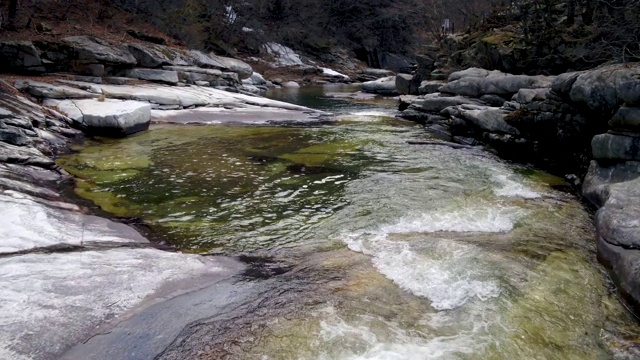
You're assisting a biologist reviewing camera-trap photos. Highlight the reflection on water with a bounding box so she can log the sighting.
[58,86,640,359]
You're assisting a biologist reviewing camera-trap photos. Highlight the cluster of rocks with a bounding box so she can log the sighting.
[360,54,452,97]
[0,36,264,91]
[0,86,247,359]
[397,63,640,312]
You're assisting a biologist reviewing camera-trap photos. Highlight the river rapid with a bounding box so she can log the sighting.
[58,85,640,359]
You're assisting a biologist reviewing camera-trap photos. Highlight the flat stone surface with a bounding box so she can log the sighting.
[0,141,55,168]
[0,183,244,360]
[592,133,640,161]
[0,248,242,360]
[124,68,180,85]
[410,93,481,113]
[62,36,137,65]
[15,80,99,99]
[163,66,222,76]
[440,74,553,98]
[52,99,151,136]
[619,80,640,106]
[0,191,148,254]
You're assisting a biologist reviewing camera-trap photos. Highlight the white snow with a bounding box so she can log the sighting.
[321,67,349,79]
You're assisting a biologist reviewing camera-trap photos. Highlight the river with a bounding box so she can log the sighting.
[58,85,640,359]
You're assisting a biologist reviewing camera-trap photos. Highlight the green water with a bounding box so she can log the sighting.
[58,86,640,359]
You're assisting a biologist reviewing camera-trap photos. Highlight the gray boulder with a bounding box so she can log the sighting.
[592,133,640,161]
[569,63,640,113]
[249,72,267,86]
[52,99,151,136]
[282,81,300,88]
[583,160,640,208]
[186,51,253,79]
[597,236,640,311]
[459,106,519,135]
[124,68,180,85]
[619,80,640,106]
[0,107,13,119]
[479,94,508,107]
[609,106,640,130]
[0,41,45,73]
[515,88,548,104]
[448,68,491,82]
[15,80,99,99]
[418,81,444,95]
[125,43,173,68]
[362,76,398,95]
[395,73,413,95]
[550,71,583,98]
[440,74,553,98]
[62,36,137,66]
[361,68,395,78]
[411,93,481,113]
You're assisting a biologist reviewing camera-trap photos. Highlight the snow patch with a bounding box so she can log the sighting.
[322,67,349,79]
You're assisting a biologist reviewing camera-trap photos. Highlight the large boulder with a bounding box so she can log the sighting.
[395,74,413,95]
[210,55,253,80]
[609,106,640,130]
[124,43,173,68]
[62,36,137,66]
[568,63,640,113]
[619,80,640,106]
[594,176,640,311]
[186,51,252,79]
[418,81,444,95]
[582,161,640,208]
[592,133,640,161]
[0,41,45,74]
[448,67,491,82]
[123,68,180,85]
[440,73,553,98]
[459,106,519,135]
[362,76,398,95]
[51,99,151,136]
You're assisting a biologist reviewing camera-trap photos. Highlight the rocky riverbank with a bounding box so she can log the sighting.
[0,35,333,359]
[393,63,640,314]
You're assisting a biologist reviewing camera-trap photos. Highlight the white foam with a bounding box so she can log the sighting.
[492,174,541,199]
[383,206,523,235]
[316,307,484,360]
[342,207,524,310]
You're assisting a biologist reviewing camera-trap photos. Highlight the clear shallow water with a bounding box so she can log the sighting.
[58,86,640,359]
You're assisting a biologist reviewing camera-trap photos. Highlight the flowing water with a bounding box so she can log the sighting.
[58,85,640,359]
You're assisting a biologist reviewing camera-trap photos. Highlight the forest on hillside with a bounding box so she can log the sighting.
[1,0,639,71]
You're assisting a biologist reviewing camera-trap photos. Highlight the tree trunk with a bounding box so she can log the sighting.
[8,0,18,29]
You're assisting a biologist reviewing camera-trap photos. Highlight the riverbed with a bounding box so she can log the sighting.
[58,85,640,359]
